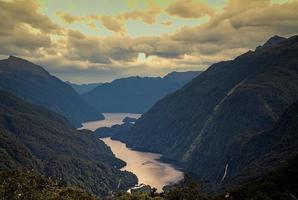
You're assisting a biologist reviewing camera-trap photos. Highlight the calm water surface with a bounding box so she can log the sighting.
[80,113,141,131]
[80,113,184,192]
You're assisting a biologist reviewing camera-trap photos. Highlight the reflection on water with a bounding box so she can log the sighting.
[80,113,184,192]
[80,113,141,131]
[102,137,184,192]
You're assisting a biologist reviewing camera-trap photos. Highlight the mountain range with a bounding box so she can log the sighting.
[0,56,103,127]
[1,35,297,199]
[109,35,298,191]
[82,71,200,113]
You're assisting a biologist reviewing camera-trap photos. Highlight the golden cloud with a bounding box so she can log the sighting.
[0,0,61,55]
[56,1,161,33]
[166,0,215,18]
[56,11,83,24]
[1,0,298,83]
[100,16,126,34]
[161,21,172,26]
[118,0,161,24]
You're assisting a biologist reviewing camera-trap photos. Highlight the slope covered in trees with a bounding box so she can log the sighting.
[113,35,298,189]
[0,56,103,127]
[0,91,137,197]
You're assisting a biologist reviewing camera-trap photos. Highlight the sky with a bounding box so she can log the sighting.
[0,0,298,83]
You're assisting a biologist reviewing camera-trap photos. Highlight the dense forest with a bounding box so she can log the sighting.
[0,91,137,197]
[2,156,297,200]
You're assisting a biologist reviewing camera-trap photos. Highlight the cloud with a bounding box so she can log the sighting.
[56,11,83,24]
[1,0,298,83]
[0,0,61,55]
[59,0,298,82]
[118,0,161,24]
[65,30,139,63]
[100,15,126,34]
[172,0,298,49]
[0,0,60,33]
[166,0,215,18]
[56,1,161,34]
[161,21,172,26]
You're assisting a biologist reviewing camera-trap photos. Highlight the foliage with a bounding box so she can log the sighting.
[0,92,137,197]
[0,171,99,200]
[214,157,298,200]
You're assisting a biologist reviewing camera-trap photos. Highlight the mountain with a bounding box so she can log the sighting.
[255,35,286,51]
[0,56,104,127]
[0,91,137,197]
[163,71,201,85]
[83,71,200,113]
[66,81,102,94]
[114,35,298,188]
[224,101,298,187]
[261,35,286,48]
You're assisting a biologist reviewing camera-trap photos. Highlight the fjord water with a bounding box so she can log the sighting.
[80,113,141,131]
[80,113,184,191]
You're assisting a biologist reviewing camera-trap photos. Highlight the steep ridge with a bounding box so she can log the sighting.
[0,56,103,127]
[116,35,298,186]
[225,102,298,186]
[83,71,200,113]
[0,91,137,196]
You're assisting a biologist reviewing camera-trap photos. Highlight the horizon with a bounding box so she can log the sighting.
[1,54,202,84]
[1,0,298,83]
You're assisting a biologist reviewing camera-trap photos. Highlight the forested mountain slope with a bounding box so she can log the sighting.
[0,91,136,197]
[0,56,103,127]
[116,35,298,187]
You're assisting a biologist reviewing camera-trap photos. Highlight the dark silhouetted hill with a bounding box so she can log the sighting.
[0,91,137,197]
[0,56,103,127]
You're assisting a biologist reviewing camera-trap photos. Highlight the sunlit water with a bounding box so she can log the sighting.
[80,113,184,192]
[79,113,141,131]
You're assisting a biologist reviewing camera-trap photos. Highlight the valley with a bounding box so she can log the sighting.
[80,113,184,192]
[0,2,297,197]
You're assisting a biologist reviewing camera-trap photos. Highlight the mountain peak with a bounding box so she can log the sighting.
[1,56,49,76]
[8,55,23,60]
[163,71,200,84]
[263,35,286,47]
[255,35,286,51]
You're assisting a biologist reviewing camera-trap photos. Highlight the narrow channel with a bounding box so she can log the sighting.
[80,113,184,192]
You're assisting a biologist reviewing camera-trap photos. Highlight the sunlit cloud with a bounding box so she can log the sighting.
[166,0,215,18]
[1,0,298,83]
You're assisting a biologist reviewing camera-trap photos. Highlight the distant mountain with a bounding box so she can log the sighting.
[114,35,298,189]
[0,56,103,127]
[0,91,137,197]
[163,71,201,84]
[66,81,102,94]
[83,71,200,113]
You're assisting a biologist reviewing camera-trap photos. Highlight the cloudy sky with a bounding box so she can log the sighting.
[0,0,298,83]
